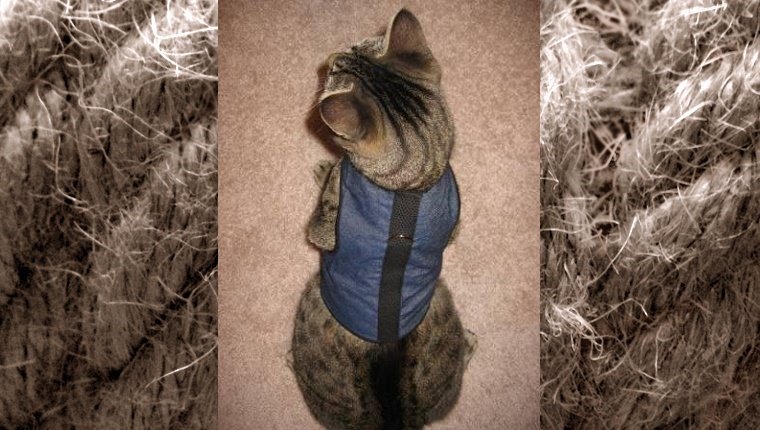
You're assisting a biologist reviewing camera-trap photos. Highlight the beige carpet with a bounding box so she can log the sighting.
[219,0,539,428]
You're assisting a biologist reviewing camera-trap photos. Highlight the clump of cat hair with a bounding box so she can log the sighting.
[0,1,217,428]
[541,0,760,428]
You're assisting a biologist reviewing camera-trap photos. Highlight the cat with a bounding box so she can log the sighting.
[291,9,476,430]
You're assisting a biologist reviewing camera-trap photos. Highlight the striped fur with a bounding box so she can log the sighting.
[319,13,454,191]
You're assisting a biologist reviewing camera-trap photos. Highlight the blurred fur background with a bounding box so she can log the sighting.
[541,0,760,427]
[0,0,217,428]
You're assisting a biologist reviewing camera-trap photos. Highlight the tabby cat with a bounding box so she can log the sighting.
[291,9,476,430]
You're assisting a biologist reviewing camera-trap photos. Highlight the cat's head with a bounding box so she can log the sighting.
[318,9,454,191]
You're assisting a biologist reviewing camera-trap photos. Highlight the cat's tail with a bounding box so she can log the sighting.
[370,341,404,430]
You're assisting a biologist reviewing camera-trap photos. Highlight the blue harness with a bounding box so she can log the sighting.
[320,158,459,343]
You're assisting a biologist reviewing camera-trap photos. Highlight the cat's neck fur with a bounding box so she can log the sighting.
[348,100,454,191]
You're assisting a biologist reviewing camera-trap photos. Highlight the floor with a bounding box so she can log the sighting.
[218,0,539,427]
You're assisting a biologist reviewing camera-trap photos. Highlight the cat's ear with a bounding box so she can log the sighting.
[381,9,441,82]
[319,87,375,143]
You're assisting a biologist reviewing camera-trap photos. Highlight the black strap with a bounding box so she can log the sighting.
[377,191,422,343]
